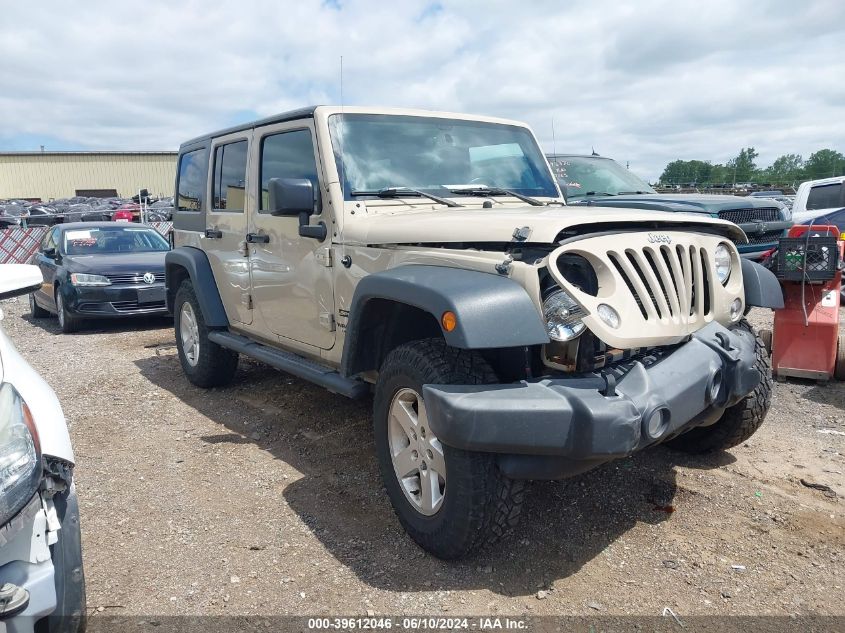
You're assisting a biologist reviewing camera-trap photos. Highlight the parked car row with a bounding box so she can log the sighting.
[0,196,175,229]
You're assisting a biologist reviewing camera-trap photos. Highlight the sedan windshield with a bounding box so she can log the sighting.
[548,155,655,199]
[63,226,169,255]
[329,114,559,201]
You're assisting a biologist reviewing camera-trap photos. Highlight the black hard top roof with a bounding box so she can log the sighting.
[180,106,319,150]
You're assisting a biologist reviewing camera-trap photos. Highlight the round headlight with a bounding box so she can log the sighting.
[714,243,732,285]
[543,288,586,342]
[0,383,41,527]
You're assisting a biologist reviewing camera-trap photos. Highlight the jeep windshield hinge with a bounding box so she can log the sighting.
[315,247,332,267]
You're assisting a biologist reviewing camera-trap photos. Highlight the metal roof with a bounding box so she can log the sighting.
[0,151,177,156]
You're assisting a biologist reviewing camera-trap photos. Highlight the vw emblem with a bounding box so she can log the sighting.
[143,272,156,284]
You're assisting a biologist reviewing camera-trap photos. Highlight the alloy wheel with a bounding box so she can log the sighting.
[179,301,200,367]
[387,388,446,516]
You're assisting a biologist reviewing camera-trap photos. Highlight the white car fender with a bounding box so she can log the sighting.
[0,325,74,465]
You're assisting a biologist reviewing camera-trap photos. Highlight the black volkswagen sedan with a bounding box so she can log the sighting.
[28,222,170,333]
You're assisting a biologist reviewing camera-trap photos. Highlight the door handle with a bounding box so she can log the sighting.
[246,233,270,244]
[205,228,223,239]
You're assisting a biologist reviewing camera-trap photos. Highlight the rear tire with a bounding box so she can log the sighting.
[55,289,81,334]
[373,338,524,559]
[29,293,49,318]
[174,280,238,388]
[667,320,772,453]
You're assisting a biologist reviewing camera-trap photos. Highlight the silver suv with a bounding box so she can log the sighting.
[166,106,783,559]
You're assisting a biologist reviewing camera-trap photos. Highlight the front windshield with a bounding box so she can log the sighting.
[329,114,559,200]
[547,156,655,199]
[63,226,170,255]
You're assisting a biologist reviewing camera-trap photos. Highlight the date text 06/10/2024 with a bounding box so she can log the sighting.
[307,617,528,630]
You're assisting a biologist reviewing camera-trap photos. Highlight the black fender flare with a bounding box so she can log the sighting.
[165,247,229,327]
[741,258,784,309]
[341,265,549,376]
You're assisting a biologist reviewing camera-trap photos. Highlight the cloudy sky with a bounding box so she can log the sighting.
[1,0,843,180]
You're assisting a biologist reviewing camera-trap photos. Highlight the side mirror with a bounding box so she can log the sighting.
[0,264,43,301]
[43,247,56,258]
[268,178,315,217]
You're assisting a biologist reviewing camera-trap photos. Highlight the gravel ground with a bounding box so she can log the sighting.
[1,298,843,619]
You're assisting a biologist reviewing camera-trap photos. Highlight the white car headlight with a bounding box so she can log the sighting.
[714,243,732,285]
[70,273,111,286]
[0,383,41,527]
[543,288,586,341]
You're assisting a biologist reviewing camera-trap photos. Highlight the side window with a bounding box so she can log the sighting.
[806,183,842,210]
[177,148,208,212]
[211,140,248,211]
[259,129,320,212]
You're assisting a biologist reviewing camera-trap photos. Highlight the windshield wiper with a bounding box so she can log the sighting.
[350,187,463,208]
[616,191,650,195]
[446,186,545,207]
[584,191,615,196]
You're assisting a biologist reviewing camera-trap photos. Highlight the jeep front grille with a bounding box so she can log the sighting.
[546,231,741,349]
[605,244,712,321]
[717,207,780,224]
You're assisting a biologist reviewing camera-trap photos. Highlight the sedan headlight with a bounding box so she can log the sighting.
[70,273,111,286]
[714,243,732,285]
[0,383,41,527]
[543,288,586,341]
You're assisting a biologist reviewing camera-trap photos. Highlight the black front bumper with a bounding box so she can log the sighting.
[63,283,168,317]
[423,321,761,480]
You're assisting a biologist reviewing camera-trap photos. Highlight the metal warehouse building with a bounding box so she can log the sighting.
[0,151,177,201]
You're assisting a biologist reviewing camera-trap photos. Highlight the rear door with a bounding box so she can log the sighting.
[204,132,253,325]
[247,121,335,350]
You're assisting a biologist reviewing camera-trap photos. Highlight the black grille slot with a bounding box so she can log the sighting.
[608,253,648,319]
[643,248,674,317]
[718,207,780,224]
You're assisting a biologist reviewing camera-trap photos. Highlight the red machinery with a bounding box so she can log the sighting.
[769,224,845,381]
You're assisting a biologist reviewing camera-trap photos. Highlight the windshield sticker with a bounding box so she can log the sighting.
[65,230,93,240]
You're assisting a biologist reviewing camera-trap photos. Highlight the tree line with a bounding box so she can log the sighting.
[658,148,845,187]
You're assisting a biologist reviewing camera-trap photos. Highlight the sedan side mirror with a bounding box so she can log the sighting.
[43,247,56,259]
[0,264,43,301]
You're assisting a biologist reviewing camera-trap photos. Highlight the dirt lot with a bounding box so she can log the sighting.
[2,298,843,618]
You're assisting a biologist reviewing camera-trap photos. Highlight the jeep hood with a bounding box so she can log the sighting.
[343,204,746,245]
[572,193,782,214]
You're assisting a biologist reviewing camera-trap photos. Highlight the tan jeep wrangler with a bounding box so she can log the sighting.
[166,106,783,559]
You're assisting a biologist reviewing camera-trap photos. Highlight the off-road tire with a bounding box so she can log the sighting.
[174,280,238,388]
[55,288,81,334]
[29,292,49,318]
[373,338,524,559]
[667,319,772,453]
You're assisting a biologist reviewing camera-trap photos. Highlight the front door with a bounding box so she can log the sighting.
[248,121,335,350]
[204,132,253,325]
[34,226,59,309]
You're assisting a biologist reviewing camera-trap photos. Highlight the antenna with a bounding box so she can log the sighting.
[551,118,557,158]
[339,55,346,199]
